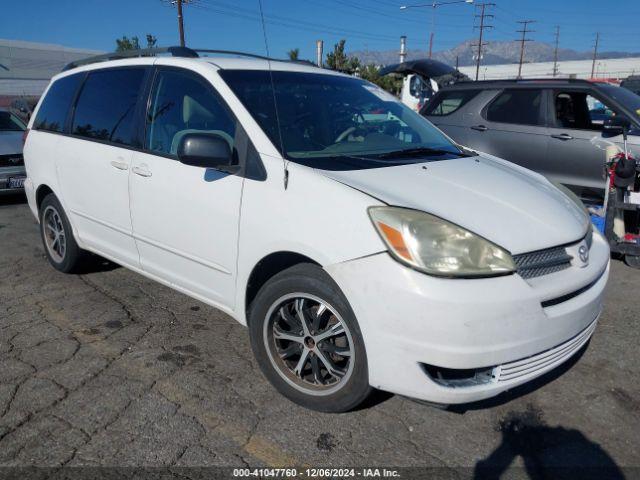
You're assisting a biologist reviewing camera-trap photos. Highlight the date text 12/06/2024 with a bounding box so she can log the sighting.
[232,468,401,478]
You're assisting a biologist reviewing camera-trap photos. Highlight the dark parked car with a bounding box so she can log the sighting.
[621,75,640,96]
[0,108,27,194]
[422,79,640,202]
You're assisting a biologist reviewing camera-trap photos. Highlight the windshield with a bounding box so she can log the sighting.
[0,112,25,132]
[598,84,640,122]
[219,70,463,170]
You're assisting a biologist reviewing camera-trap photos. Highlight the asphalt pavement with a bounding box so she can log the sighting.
[0,194,639,477]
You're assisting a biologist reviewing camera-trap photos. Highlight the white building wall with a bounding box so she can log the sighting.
[459,57,640,80]
[0,38,103,96]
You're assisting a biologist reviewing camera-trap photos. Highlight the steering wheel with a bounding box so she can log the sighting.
[334,113,366,143]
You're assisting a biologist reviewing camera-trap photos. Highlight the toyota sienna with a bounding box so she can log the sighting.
[23,48,610,412]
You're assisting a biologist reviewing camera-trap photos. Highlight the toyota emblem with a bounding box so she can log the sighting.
[578,245,589,265]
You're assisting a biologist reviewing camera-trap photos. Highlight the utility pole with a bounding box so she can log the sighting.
[552,26,560,77]
[516,20,535,79]
[167,0,189,46]
[471,3,494,81]
[316,40,324,67]
[399,36,407,63]
[591,32,600,78]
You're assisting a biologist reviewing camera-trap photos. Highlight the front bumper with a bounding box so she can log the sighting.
[325,231,609,404]
[0,166,26,194]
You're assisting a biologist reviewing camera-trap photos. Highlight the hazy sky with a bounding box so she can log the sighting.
[2,0,639,59]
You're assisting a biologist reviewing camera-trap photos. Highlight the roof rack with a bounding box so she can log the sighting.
[62,46,198,71]
[458,77,595,85]
[194,49,317,67]
[63,46,319,72]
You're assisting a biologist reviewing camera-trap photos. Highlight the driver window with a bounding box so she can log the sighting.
[146,69,236,156]
[554,91,616,131]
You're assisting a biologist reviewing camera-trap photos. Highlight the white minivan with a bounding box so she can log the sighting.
[23,48,609,412]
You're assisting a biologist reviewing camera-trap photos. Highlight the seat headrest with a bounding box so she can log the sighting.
[183,95,214,124]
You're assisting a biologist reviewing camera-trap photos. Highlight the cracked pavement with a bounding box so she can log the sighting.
[1,194,639,473]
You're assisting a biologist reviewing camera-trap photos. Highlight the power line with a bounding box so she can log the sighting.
[471,2,494,81]
[515,19,535,78]
[193,1,398,43]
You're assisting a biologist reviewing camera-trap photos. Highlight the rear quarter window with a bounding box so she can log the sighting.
[33,73,84,133]
[71,68,146,146]
[423,90,480,116]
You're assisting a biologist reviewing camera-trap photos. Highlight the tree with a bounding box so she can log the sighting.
[146,34,158,49]
[115,34,158,52]
[287,48,300,61]
[323,39,401,96]
[325,39,360,74]
[359,64,402,96]
[116,36,140,52]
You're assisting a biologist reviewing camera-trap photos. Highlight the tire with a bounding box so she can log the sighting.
[624,254,640,269]
[248,263,372,413]
[39,193,84,273]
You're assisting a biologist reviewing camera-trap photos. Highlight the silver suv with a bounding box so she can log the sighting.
[422,79,640,203]
[0,108,27,194]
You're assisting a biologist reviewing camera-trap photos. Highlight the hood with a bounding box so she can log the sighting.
[0,131,24,156]
[379,59,469,84]
[321,155,589,255]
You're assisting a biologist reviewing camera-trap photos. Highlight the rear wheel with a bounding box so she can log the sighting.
[39,193,84,273]
[248,264,371,412]
[624,254,640,269]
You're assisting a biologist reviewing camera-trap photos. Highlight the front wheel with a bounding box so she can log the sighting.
[248,264,371,412]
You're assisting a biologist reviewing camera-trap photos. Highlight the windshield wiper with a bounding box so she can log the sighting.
[375,147,467,159]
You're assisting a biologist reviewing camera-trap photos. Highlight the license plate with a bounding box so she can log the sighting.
[8,176,26,189]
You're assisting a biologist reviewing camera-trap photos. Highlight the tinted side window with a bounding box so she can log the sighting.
[486,89,543,126]
[424,90,480,116]
[0,112,25,131]
[146,69,236,156]
[33,74,83,133]
[71,68,145,146]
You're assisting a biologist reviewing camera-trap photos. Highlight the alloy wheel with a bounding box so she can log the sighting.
[43,205,66,263]
[264,293,355,396]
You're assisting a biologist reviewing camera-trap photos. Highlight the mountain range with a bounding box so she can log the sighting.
[351,40,640,67]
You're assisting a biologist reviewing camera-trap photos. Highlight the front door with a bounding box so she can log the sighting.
[545,89,639,202]
[129,67,243,308]
[57,67,147,266]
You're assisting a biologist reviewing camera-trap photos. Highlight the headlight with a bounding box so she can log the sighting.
[368,206,516,277]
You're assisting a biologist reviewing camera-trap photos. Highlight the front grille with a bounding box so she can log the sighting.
[0,154,24,168]
[497,319,597,382]
[513,245,573,279]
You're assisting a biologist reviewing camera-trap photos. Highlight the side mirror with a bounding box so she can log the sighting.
[603,115,631,134]
[177,133,240,174]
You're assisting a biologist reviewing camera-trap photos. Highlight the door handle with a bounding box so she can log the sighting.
[110,160,129,170]
[471,124,488,132]
[132,165,152,177]
[551,133,573,141]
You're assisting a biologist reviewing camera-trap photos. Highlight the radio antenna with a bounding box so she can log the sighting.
[257,0,289,189]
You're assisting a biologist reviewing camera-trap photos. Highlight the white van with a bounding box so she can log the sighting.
[379,58,468,111]
[23,48,609,412]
